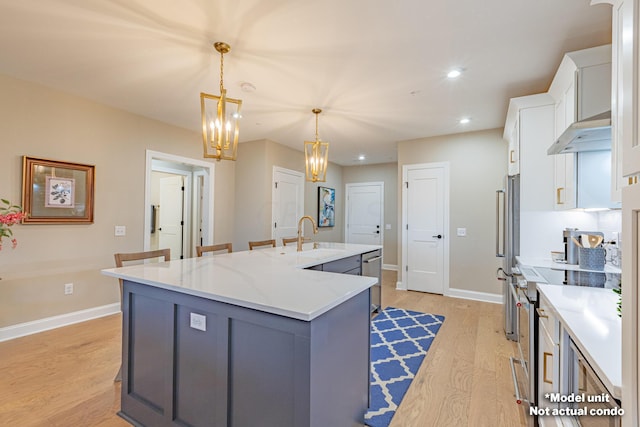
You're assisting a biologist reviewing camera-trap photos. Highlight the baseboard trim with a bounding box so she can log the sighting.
[0,303,121,342]
[382,264,398,271]
[445,288,502,304]
[395,281,407,291]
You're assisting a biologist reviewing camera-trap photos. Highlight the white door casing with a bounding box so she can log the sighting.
[158,175,184,258]
[621,183,640,425]
[345,182,383,246]
[401,162,450,294]
[272,167,304,245]
[144,150,214,255]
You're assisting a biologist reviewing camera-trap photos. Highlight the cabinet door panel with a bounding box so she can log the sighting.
[622,183,640,418]
[508,119,519,176]
[175,306,222,427]
[554,154,576,210]
[564,79,576,127]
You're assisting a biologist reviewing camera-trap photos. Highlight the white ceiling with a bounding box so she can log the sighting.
[0,0,611,165]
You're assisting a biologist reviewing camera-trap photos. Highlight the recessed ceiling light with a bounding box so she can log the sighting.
[447,69,462,79]
[358,155,366,161]
[459,117,470,124]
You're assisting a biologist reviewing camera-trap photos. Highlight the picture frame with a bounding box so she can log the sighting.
[318,186,335,227]
[22,156,95,224]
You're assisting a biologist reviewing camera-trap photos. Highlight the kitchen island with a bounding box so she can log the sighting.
[102,242,380,427]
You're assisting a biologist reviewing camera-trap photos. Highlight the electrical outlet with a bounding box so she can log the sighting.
[456,228,467,237]
[190,313,206,331]
[114,225,126,236]
[64,283,74,295]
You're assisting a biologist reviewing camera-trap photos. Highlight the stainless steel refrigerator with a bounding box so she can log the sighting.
[496,174,519,341]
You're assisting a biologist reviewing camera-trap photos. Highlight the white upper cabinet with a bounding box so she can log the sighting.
[548,45,612,130]
[553,94,577,210]
[507,117,519,176]
[611,0,639,193]
[503,94,555,211]
[604,0,640,419]
[548,44,612,210]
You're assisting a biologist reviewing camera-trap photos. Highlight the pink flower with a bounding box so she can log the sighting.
[0,199,24,250]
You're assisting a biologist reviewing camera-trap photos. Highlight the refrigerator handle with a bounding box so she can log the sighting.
[496,189,505,257]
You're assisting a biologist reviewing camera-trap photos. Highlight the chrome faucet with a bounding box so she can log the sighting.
[297,215,318,251]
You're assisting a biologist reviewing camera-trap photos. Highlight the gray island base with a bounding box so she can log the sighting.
[103,243,380,427]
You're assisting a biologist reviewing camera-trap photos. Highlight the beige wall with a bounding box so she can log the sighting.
[0,72,507,330]
[342,163,398,267]
[0,74,235,328]
[233,139,344,251]
[397,128,507,296]
[234,139,270,251]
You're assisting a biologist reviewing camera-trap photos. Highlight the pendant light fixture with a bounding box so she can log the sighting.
[200,42,242,160]
[304,108,329,182]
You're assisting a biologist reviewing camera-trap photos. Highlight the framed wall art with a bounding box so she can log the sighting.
[22,156,95,224]
[318,186,335,227]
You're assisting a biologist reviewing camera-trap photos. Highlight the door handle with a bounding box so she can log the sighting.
[543,352,553,384]
[496,189,505,257]
[375,231,380,234]
[432,234,443,239]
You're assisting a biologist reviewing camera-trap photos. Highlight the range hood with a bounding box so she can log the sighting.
[547,111,611,155]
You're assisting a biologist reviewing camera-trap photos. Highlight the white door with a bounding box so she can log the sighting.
[345,182,383,245]
[158,175,184,258]
[403,163,449,294]
[272,167,304,245]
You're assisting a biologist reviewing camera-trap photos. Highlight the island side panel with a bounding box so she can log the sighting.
[309,288,371,427]
[120,284,175,426]
[227,315,311,427]
[119,279,371,427]
[174,304,222,426]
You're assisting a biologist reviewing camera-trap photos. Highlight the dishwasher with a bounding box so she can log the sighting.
[361,249,382,313]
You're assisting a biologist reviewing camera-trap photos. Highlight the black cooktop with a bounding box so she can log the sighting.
[535,267,621,289]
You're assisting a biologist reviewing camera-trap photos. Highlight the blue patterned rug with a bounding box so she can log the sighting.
[365,307,445,427]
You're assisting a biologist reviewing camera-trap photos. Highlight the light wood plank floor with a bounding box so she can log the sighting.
[0,271,526,426]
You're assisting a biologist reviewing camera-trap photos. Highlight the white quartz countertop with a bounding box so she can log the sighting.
[102,242,381,321]
[517,256,622,274]
[536,284,621,400]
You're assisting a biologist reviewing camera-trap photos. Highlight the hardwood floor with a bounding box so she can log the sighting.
[0,313,128,427]
[381,270,526,427]
[0,270,526,426]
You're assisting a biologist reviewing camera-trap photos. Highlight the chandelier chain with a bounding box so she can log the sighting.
[219,51,225,93]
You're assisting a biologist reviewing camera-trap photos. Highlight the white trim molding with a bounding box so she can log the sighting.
[445,288,502,304]
[0,303,121,342]
[383,264,398,271]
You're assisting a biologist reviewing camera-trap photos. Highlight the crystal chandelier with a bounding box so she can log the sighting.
[200,42,242,160]
[304,108,329,182]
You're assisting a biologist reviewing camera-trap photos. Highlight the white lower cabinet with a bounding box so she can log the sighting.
[538,293,562,426]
